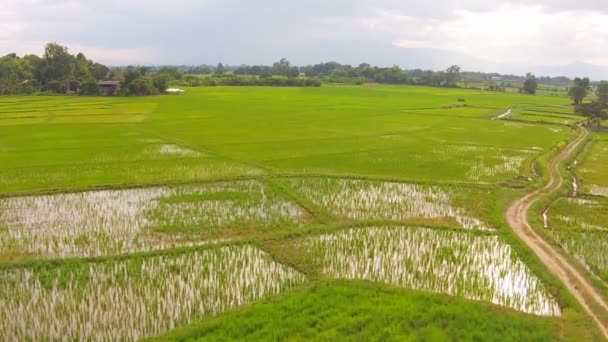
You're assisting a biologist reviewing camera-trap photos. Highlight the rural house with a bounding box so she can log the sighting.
[98,81,121,95]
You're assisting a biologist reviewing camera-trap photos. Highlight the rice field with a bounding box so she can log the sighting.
[0,181,307,258]
[508,105,583,125]
[0,245,305,340]
[548,197,608,232]
[152,181,308,232]
[0,97,155,125]
[0,85,599,339]
[576,139,608,194]
[553,230,608,281]
[546,134,608,283]
[301,226,560,316]
[288,178,491,230]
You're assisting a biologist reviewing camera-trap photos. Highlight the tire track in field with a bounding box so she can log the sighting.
[506,126,608,338]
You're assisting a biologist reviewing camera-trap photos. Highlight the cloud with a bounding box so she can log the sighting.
[0,0,606,74]
[322,4,608,67]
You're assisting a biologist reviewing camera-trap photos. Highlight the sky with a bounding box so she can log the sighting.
[1,0,607,77]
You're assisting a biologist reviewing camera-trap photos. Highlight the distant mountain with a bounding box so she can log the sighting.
[530,63,608,81]
[172,38,608,80]
[293,41,490,71]
[287,43,608,80]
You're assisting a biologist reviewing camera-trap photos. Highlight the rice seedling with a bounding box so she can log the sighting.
[152,180,308,231]
[156,144,204,157]
[552,230,608,281]
[302,226,560,316]
[467,154,530,182]
[547,197,608,232]
[590,185,608,197]
[0,245,306,340]
[288,178,491,230]
[427,144,534,182]
[0,181,306,258]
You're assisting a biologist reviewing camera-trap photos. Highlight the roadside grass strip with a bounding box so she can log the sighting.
[301,226,561,316]
[0,246,306,341]
[0,181,307,258]
[288,178,491,230]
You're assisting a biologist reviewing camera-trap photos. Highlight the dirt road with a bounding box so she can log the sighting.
[506,126,608,338]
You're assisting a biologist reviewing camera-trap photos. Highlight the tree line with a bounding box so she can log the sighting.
[219,60,464,87]
[0,43,109,95]
[0,43,188,96]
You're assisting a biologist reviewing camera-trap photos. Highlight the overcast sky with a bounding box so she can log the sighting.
[1,0,607,76]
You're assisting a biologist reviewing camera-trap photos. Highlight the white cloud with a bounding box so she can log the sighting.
[0,0,607,71]
[347,4,608,66]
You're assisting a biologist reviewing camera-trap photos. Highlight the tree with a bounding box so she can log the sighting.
[125,76,157,96]
[0,54,33,94]
[444,65,461,87]
[0,42,108,95]
[79,78,99,95]
[569,77,591,105]
[41,42,75,92]
[152,73,170,92]
[522,73,538,95]
[122,67,142,85]
[596,81,608,105]
[575,101,608,127]
[215,63,225,75]
[272,58,299,78]
[156,66,184,80]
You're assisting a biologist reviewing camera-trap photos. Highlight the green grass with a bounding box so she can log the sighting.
[156,280,566,342]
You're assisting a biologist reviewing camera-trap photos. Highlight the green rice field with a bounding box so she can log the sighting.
[0,84,604,340]
[546,132,608,285]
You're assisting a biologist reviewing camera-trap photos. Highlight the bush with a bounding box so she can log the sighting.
[79,79,99,96]
[153,74,170,93]
[46,80,66,93]
[125,76,158,96]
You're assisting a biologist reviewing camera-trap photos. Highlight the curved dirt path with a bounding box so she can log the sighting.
[506,126,608,338]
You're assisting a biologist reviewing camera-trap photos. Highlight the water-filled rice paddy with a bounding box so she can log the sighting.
[0,245,305,340]
[299,226,560,316]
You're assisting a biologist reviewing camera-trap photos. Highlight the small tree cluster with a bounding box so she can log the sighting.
[568,77,591,105]
[0,42,109,95]
[109,66,184,96]
[573,80,608,127]
[575,102,608,127]
[522,73,538,95]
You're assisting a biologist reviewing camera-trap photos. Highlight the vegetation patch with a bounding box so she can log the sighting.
[0,182,307,259]
[287,178,491,230]
[0,246,305,341]
[157,281,558,341]
[299,226,560,316]
[552,230,608,282]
